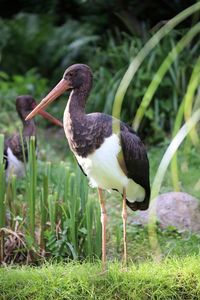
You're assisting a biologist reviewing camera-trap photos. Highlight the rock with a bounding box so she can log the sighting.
[132,192,200,233]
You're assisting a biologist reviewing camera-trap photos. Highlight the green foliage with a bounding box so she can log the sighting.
[1,10,200,142]
[0,13,98,82]
[0,69,48,116]
[1,139,101,263]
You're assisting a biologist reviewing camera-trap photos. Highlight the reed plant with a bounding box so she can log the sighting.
[0,137,101,264]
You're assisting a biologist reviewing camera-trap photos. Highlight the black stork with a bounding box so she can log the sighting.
[26,64,150,270]
[4,95,63,179]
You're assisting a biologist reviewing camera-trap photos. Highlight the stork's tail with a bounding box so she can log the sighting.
[126,192,150,211]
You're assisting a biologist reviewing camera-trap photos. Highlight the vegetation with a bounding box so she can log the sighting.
[0,136,101,263]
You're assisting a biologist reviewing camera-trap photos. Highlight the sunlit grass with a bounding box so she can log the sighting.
[1,256,200,299]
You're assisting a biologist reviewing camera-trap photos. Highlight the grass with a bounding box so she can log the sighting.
[1,256,200,299]
[0,135,102,263]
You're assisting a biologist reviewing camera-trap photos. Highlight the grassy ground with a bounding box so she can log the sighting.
[1,256,200,299]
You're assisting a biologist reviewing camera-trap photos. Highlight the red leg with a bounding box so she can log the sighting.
[98,188,107,271]
[122,188,127,265]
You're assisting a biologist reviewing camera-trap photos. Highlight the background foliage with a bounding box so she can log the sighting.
[0,0,199,142]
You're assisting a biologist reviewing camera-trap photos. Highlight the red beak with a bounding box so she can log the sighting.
[32,104,63,127]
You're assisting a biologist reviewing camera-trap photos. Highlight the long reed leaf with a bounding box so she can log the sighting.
[170,56,200,191]
[0,134,5,228]
[112,2,200,121]
[48,194,56,232]
[170,101,184,191]
[184,56,200,145]
[40,165,50,250]
[133,22,200,131]
[27,136,37,241]
[0,134,5,263]
[85,199,93,257]
[148,109,200,261]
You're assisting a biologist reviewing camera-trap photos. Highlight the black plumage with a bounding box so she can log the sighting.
[3,95,62,176]
[25,63,151,269]
[70,112,150,210]
[4,95,36,173]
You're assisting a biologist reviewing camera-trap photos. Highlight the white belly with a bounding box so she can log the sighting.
[75,134,145,203]
[6,147,25,180]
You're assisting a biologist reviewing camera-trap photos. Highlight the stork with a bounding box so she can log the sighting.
[26,65,150,270]
[4,95,62,179]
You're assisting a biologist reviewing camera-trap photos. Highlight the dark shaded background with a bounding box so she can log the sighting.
[0,0,196,31]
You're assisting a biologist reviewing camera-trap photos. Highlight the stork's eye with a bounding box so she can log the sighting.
[68,72,73,77]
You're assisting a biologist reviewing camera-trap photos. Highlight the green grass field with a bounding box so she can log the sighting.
[1,256,200,299]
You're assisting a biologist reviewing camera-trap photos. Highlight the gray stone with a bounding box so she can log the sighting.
[132,192,200,233]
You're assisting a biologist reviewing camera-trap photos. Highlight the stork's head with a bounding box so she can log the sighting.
[25,64,93,121]
[16,95,63,127]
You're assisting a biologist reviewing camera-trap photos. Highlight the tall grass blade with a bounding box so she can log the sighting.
[85,197,101,259]
[0,134,5,263]
[112,2,200,121]
[170,56,200,190]
[68,172,78,255]
[0,134,5,228]
[93,200,101,258]
[148,109,200,261]
[48,194,56,232]
[184,56,200,145]
[8,175,17,228]
[19,127,27,177]
[85,199,93,257]
[40,163,51,250]
[27,137,37,241]
[170,101,184,191]
[133,23,200,131]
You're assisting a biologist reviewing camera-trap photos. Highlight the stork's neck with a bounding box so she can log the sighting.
[66,88,88,118]
[23,119,36,137]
